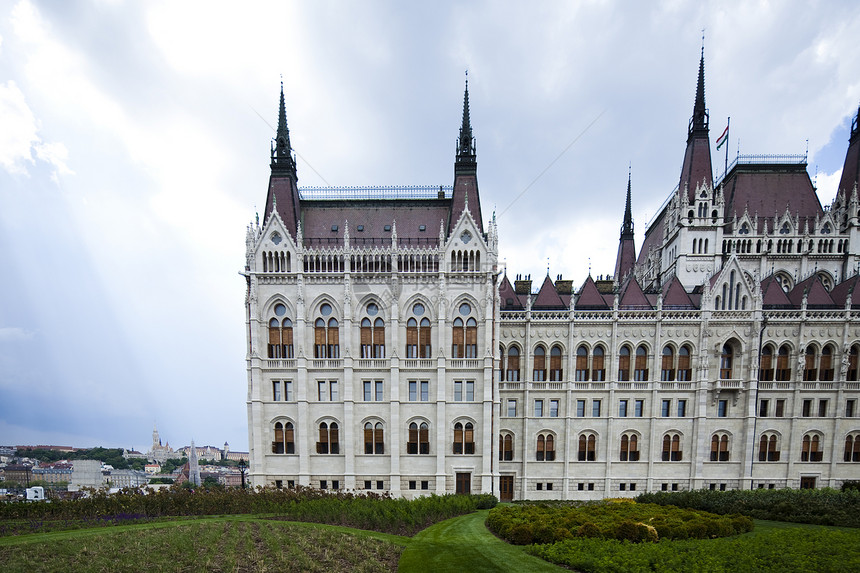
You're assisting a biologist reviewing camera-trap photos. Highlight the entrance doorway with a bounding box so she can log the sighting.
[456,472,471,494]
[800,476,817,489]
[499,476,514,501]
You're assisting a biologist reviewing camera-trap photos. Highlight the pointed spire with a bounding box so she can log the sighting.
[678,48,714,201]
[455,71,476,173]
[614,171,637,282]
[272,81,297,176]
[689,47,709,140]
[836,102,860,196]
[621,167,634,238]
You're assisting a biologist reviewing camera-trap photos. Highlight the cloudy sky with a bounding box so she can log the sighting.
[1,1,858,453]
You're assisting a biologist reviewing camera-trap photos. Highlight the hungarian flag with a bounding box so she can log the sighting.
[716,125,729,150]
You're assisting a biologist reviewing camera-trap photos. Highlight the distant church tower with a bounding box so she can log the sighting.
[189,440,201,486]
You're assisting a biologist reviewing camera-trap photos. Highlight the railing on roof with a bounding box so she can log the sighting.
[299,185,453,200]
[645,185,677,232]
[715,154,807,187]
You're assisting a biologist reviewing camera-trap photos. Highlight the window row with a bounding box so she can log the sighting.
[760,344,859,382]
[270,379,478,402]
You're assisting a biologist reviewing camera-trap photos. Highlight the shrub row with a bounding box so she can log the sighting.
[526,527,860,573]
[0,486,496,537]
[635,488,860,527]
[486,502,752,545]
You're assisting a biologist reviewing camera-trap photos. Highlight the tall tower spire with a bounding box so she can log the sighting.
[614,171,637,282]
[836,102,860,196]
[678,48,714,201]
[272,81,297,176]
[455,72,476,173]
[689,47,709,140]
[263,81,301,236]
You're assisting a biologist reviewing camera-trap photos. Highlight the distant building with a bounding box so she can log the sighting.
[69,459,105,490]
[32,463,73,485]
[146,424,176,463]
[144,463,161,474]
[108,469,148,489]
[2,464,32,485]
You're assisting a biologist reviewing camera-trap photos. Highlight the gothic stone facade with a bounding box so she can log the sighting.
[244,64,860,500]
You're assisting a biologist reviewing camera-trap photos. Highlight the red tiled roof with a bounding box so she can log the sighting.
[761,275,792,308]
[619,277,651,309]
[636,208,665,266]
[264,175,300,238]
[787,275,836,308]
[448,173,483,234]
[499,274,524,310]
[722,165,822,232]
[300,200,449,246]
[662,276,696,309]
[575,276,610,310]
[679,137,714,202]
[614,236,636,283]
[830,273,860,308]
[533,275,566,309]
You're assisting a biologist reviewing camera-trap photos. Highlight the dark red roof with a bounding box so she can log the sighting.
[679,137,714,202]
[619,277,651,309]
[761,275,792,308]
[636,208,665,266]
[662,276,696,309]
[721,164,821,232]
[575,276,610,310]
[831,274,860,308]
[614,236,636,283]
[448,173,483,234]
[265,175,300,238]
[837,106,860,195]
[499,274,524,310]
[788,275,836,308]
[533,275,566,309]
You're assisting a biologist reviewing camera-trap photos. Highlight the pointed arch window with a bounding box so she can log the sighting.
[363,422,384,454]
[759,345,774,381]
[710,433,730,461]
[408,422,430,455]
[316,422,339,454]
[620,433,639,461]
[634,345,649,381]
[268,317,294,358]
[803,346,818,381]
[844,433,860,462]
[575,345,589,381]
[533,346,546,381]
[775,345,791,381]
[314,309,340,359]
[536,433,555,461]
[661,346,675,381]
[677,345,692,381]
[758,433,780,462]
[272,421,295,454]
[820,345,834,381]
[849,345,859,382]
[453,422,475,454]
[359,317,385,358]
[720,344,734,379]
[592,346,605,381]
[801,433,823,462]
[499,432,513,461]
[577,433,596,461]
[506,347,520,381]
[549,345,563,381]
[406,315,432,358]
[662,433,682,461]
[618,346,631,382]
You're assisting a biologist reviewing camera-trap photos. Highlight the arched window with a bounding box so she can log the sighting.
[406,317,432,358]
[408,422,430,454]
[499,432,513,461]
[314,306,339,358]
[844,433,860,462]
[634,345,648,381]
[536,433,555,461]
[533,346,546,381]
[618,345,631,382]
[759,345,774,381]
[452,318,464,358]
[360,317,386,358]
[577,433,596,461]
[677,345,692,381]
[453,422,475,454]
[272,421,295,454]
[758,433,780,462]
[620,433,639,461]
[364,422,384,454]
[592,346,606,381]
[661,346,675,381]
[776,345,791,381]
[720,344,734,379]
[850,345,860,381]
[506,347,520,381]
[575,346,589,381]
[498,344,505,382]
[803,346,817,381]
[801,433,823,462]
[662,433,682,461]
[710,433,730,461]
[316,422,339,454]
[550,345,563,381]
[820,345,834,381]
[268,307,294,358]
[465,318,477,358]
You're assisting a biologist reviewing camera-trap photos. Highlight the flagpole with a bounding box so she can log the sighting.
[725,116,730,178]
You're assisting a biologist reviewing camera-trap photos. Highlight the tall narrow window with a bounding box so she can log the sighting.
[533,346,547,381]
[820,345,834,381]
[620,433,639,461]
[408,422,430,454]
[268,316,294,358]
[759,433,779,461]
[720,344,733,379]
[844,434,860,462]
[273,422,285,454]
[575,345,589,381]
[661,346,675,381]
[849,345,859,381]
[272,380,281,401]
[710,434,729,461]
[801,433,822,462]
[506,347,520,381]
[578,433,596,461]
[499,433,513,461]
[550,346,563,381]
[618,399,628,417]
[662,433,682,461]
[776,345,790,381]
[317,422,339,454]
[452,318,464,358]
[592,346,606,381]
[803,346,817,381]
[465,318,478,358]
[618,346,631,382]
[453,422,475,454]
[759,345,774,381]
[536,433,555,461]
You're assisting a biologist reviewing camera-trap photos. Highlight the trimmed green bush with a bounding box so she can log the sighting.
[486,502,752,544]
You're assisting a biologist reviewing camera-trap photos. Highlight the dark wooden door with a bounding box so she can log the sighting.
[499,476,513,501]
[800,476,816,489]
[456,472,471,494]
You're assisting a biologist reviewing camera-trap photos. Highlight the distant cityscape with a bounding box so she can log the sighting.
[0,425,250,495]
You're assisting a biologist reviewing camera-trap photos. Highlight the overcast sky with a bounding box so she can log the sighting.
[1,1,859,454]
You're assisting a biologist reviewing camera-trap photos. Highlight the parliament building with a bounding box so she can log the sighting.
[242,53,860,500]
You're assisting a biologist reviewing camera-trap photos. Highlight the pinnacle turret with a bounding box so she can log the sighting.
[272,82,297,176]
[455,74,476,173]
[688,48,709,140]
[621,170,634,238]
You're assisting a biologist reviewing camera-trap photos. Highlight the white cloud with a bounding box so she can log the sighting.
[0,80,38,174]
[0,327,35,342]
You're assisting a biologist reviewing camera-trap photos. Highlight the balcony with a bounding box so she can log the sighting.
[713,379,744,390]
[449,359,483,369]
[265,359,296,369]
[402,359,436,370]
[311,359,343,369]
[354,359,389,370]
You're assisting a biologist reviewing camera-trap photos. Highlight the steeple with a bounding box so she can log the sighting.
[455,74,476,174]
[263,81,301,236]
[837,102,860,196]
[614,171,637,282]
[449,74,483,235]
[678,48,714,202]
